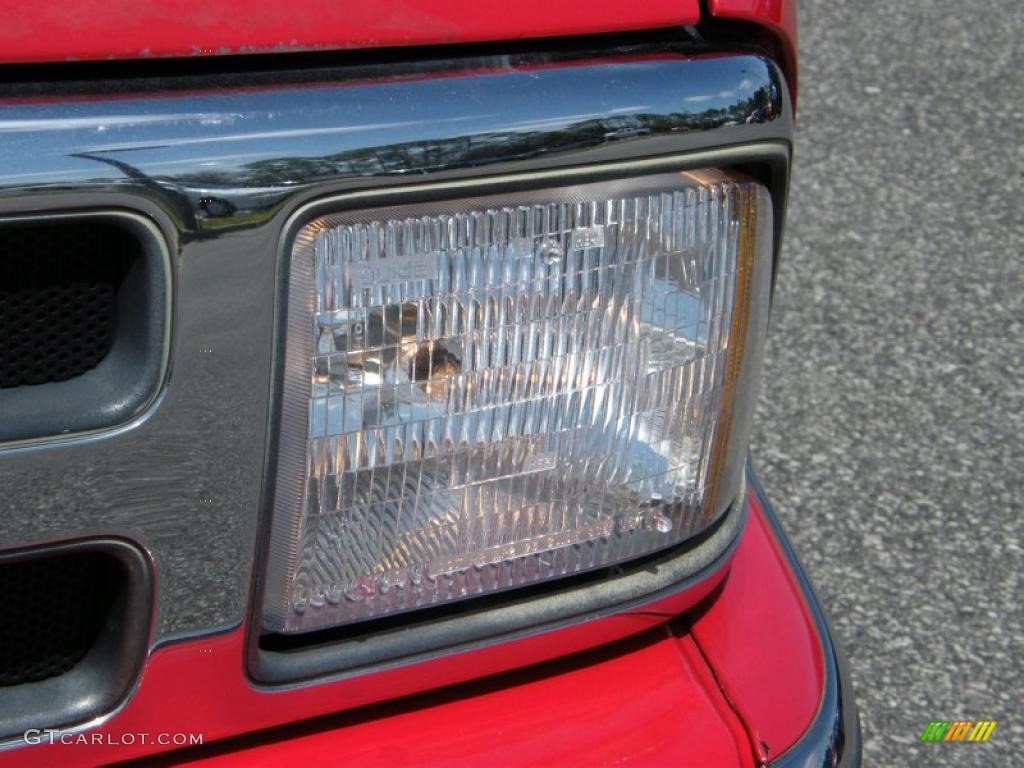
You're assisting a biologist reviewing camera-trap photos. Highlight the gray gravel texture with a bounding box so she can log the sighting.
[751,1,1022,765]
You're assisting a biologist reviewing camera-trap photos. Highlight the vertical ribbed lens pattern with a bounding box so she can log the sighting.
[268,174,759,632]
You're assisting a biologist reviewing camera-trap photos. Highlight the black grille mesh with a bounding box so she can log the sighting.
[0,552,111,686]
[0,222,134,388]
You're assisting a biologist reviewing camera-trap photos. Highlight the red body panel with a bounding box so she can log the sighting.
[0,1,796,90]
[142,634,753,768]
[689,493,824,762]
[8,569,727,766]
[7,491,822,767]
[0,0,700,65]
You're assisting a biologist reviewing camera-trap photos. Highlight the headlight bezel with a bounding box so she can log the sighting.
[252,143,785,684]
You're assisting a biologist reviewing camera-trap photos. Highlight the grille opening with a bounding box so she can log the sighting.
[0,551,117,687]
[0,221,137,389]
[0,213,168,444]
[0,542,150,740]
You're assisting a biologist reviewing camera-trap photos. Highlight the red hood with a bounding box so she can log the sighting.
[0,0,701,64]
[0,1,795,82]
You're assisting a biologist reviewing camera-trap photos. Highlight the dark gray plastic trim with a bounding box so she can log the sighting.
[0,211,171,446]
[0,48,791,644]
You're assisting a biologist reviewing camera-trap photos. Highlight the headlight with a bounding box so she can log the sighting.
[264,169,772,633]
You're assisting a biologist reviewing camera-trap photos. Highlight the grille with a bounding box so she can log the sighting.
[0,552,112,686]
[0,221,135,388]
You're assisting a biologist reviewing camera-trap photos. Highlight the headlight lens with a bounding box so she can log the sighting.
[264,170,772,633]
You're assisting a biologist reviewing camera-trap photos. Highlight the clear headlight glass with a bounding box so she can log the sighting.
[264,170,772,633]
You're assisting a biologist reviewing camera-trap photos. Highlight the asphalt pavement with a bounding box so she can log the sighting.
[750,1,1022,764]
